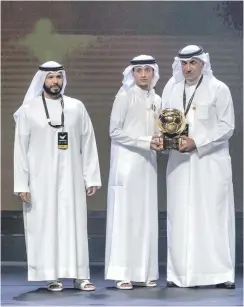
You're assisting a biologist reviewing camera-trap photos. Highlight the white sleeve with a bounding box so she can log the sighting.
[109,93,152,151]
[14,106,31,194]
[80,104,102,189]
[194,83,235,157]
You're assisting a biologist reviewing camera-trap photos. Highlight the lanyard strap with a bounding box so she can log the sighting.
[42,92,64,128]
[183,74,203,116]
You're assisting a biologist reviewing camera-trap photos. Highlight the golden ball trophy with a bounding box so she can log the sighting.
[156,108,188,150]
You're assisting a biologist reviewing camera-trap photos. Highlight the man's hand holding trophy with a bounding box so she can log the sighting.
[150,135,164,151]
[155,108,196,153]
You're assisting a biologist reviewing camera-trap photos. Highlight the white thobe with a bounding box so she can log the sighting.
[105,85,161,282]
[14,95,101,281]
[162,75,235,287]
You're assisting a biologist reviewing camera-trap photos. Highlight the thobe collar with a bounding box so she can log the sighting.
[134,84,154,99]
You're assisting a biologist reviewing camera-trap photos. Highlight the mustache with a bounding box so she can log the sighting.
[50,85,62,90]
[43,83,63,95]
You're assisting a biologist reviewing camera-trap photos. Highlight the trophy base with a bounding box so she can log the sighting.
[163,136,182,150]
[161,125,189,151]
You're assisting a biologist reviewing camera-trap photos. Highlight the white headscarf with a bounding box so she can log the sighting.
[172,45,212,83]
[117,55,160,95]
[13,61,67,121]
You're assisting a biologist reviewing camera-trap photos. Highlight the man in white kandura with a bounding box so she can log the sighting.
[161,45,235,288]
[14,61,101,291]
[105,55,163,290]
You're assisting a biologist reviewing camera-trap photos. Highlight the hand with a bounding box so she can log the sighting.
[19,192,31,203]
[179,135,196,153]
[86,186,98,197]
[151,135,164,151]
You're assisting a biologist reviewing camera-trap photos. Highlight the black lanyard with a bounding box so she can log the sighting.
[42,92,64,128]
[183,74,203,116]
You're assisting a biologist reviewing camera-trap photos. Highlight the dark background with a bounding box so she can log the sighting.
[1,1,243,264]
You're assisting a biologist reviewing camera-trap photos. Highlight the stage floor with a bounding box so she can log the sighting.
[1,266,243,306]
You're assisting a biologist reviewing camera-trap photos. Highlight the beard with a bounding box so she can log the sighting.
[43,83,62,97]
[137,80,150,90]
[139,82,149,88]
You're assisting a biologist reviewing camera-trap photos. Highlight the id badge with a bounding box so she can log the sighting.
[58,132,68,150]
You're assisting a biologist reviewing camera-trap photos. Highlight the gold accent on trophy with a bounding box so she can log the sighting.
[157,108,188,150]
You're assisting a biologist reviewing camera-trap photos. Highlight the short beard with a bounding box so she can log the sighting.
[185,74,201,85]
[43,84,62,98]
[139,84,149,90]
